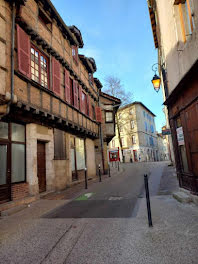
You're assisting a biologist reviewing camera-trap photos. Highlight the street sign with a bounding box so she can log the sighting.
[162,129,171,135]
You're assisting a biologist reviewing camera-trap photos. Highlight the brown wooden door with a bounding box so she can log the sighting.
[37,141,46,193]
[0,143,11,203]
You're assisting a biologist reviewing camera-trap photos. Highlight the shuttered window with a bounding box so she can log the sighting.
[79,85,82,111]
[96,107,102,123]
[17,25,31,78]
[54,129,66,160]
[73,80,79,109]
[65,69,70,103]
[52,58,61,95]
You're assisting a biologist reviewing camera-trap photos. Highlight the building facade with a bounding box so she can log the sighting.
[157,133,169,161]
[0,0,118,204]
[109,102,158,162]
[148,0,198,195]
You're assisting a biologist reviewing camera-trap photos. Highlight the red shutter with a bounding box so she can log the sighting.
[73,80,78,109]
[52,58,61,95]
[79,85,82,111]
[17,25,31,78]
[65,69,70,103]
[75,46,78,64]
[96,107,102,123]
[89,96,92,118]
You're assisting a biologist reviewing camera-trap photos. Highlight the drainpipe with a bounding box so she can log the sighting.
[98,88,105,174]
[10,1,16,104]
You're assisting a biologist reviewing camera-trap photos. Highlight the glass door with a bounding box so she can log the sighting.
[0,143,11,203]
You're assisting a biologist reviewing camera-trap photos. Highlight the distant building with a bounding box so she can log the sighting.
[157,133,169,161]
[109,102,158,162]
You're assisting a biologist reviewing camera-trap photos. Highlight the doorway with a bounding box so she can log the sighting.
[37,141,46,193]
[0,143,11,203]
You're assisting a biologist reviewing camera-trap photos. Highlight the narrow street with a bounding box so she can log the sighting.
[2,161,198,264]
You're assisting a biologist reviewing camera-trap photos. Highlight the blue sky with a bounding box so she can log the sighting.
[51,0,166,132]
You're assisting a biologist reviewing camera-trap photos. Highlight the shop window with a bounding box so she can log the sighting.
[31,46,49,88]
[105,111,113,123]
[11,123,26,183]
[0,122,8,139]
[54,129,66,160]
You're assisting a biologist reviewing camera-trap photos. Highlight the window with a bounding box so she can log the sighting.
[70,78,74,106]
[105,111,113,122]
[89,73,94,86]
[54,129,66,160]
[132,135,136,144]
[145,122,148,132]
[129,108,134,115]
[112,139,115,147]
[82,91,88,115]
[11,123,25,183]
[72,46,78,64]
[131,120,135,129]
[121,137,124,146]
[143,111,145,117]
[150,125,154,133]
[92,105,96,120]
[31,46,48,88]
[174,0,194,43]
[119,125,123,132]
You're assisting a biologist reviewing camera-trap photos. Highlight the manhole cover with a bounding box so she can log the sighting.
[109,196,123,200]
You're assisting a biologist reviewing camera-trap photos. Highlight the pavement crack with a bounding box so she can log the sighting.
[39,224,73,264]
[63,223,87,264]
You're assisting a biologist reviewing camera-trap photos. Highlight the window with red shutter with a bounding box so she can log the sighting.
[73,80,78,109]
[65,69,70,103]
[89,96,92,118]
[72,46,78,65]
[79,85,82,112]
[82,91,86,114]
[52,58,61,95]
[17,25,31,78]
[96,107,102,123]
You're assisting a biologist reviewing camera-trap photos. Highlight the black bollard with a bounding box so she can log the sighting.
[109,163,111,177]
[99,164,102,182]
[144,174,153,227]
[118,161,119,171]
[84,167,88,189]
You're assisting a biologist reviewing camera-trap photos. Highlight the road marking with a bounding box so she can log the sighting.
[75,193,94,201]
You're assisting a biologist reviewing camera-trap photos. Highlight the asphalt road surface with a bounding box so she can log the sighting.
[0,161,168,264]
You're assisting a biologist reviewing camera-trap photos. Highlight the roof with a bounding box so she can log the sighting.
[99,92,121,104]
[94,78,103,89]
[119,101,156,117]
[79,55,96,73]
[69,26,84,48]
[147,1,158,48]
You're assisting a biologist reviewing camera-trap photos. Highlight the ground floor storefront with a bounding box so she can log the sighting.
[0,121,97,204]
[166,61,198,195]
[121,147,158,163]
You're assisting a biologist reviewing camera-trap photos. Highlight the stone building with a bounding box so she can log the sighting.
[148,0,198,195]
[109,102,158,162]
[157,133,169,161]
[0,0,118,205]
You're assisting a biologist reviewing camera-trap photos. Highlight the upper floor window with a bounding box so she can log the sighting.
[72,46,78,64]
[150,125,154,133]
[144,121,148,132]
[89,73,94,86]
[121,137,125,146]
[92,105,96,120]
[112,139,115,147]
[105,111,113,123]
[82,91,88,115]
[131,120,135,129]
[143,111,145,117]
[129,108,134,115]
[119,125,123,132]
[174,0,194,43]
[31,46,48,88]
[132,135,136,144]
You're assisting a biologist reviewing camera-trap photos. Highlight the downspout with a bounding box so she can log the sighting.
[98,88,105,174]
[10,1,16,104]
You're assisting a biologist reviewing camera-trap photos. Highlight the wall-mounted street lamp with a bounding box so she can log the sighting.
[151,63,161,93]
